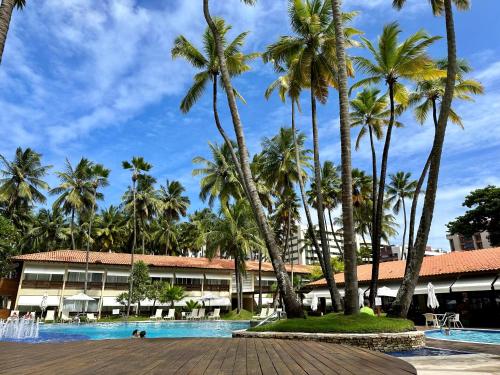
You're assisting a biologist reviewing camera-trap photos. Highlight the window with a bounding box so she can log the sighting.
[449,239,455,251]
[175,277,201,286]
[24,273,52,281]
[106,275,128,284]
[205,279,229,286]
[67,272,103,283]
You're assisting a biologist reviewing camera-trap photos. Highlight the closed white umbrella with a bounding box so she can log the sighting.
[427,282,439,310]
[310,293,318,312]
[358,288,365,308]
[377,286,398,298]
[40,293,48,315]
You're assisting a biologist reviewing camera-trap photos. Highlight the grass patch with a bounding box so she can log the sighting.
[222,309,254,320]
[248,312,414,334]
[96,315,154,322]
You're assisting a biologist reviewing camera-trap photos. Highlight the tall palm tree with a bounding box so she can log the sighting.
[386,172,417,260]
[26,207,68,252]
[50,158,93,250]
[95,205,126,252]
[0,147,50,229]
[352,22,442,307]
[172,17,258,199]
[122,156,152,318]
[84,164,110,296]
[404,59,483,259]
[153,218,179,255]
[192,142,243,208]
[390,0,472,318]
[203,0,304,317]
[0,0,26,64]
[264,0,360,313]
[205,200,265,313]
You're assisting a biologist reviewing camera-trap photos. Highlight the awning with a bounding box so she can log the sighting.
[175,272,204,279]
[200,297,231,306]
[149,272,174,278]
[258,275,277,282]
[305,289,345,299]
[205,273,231,280]
[24,266,64,275]
[102,296,126,307]
[253,296,274,305]
[451,276,496,292]
[68,269,105,273]
[18,295,60,306]
[106,270,130,277]
[414,280,453,295]
[494,277,500,291]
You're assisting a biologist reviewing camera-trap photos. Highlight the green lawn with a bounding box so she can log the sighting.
[221,309,254,320]
[248,313,414,333]
[96,315,154,322]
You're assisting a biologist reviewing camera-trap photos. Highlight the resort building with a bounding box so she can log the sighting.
[389,245,448,261]
[304,247,500,327]
[447,231,491,251]
[0,250,311,319]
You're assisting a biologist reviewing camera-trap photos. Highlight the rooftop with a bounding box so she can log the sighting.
[307,247,500,287]
[12,250,312,274]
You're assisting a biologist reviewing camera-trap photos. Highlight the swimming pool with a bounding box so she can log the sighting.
[1,321,250,343]
[425,329,500,345]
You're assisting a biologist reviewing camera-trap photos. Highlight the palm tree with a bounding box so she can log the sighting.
[192,142,243,208]
[26,207,68,252]
[95,205,126,252]
[159,283,186,308]
[122,156,152,318]
[0,0,26,64]
[264,0,360,313]
[158,180,190,219]
[84,164,110,297]
[51,158,93,250]
[0,147,51,229]
[390,0,472,318]
[205,200,265,313]
[203,0,304,317]
[172,17,257,199]
[153,218,179,255]
[404,59,483,259]
[386,172,417,260]
[352,22,442,307]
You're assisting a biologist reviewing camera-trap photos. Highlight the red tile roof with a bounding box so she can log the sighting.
[12,250,312,274]
[308,247,500,287]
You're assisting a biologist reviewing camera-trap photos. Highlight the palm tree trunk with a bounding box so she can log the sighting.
[203,0,303,318]
[327,209,343,258]
[0,0,15,65]
[401,197,408,260]
[331,0,358,315]
[166,233,170,255]
[234,256,240,313]
[127,180,137,318]
[84,188,97,301]
[142,229,145,255]
[368,124,378,263]
[390,0,457,318]
[70,208,76,250]
[291,101,325,271]
[369,81,396,308]
[311,89,343,312]
[258,250,262,310]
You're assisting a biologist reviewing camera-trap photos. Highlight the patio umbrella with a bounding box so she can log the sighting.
[40,293,48,316]
[310,293,318,312]
[199,293,216,307]
[65,293,95,314]
[377,286,398,298]
[358,288,365,308]
[427,282,439,310]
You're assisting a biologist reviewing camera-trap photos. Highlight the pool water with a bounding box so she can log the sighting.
[389,347,470,357]
[1,321,250,343]
[425,329,500,345]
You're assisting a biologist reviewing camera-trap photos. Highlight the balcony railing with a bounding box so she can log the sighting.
[174,284,202,291]
[65,281,103,290]
[203,284,230,292]
[104,282,130,290]
[21,280,64,289]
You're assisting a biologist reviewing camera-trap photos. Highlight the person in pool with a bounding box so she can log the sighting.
[132,329,146,338]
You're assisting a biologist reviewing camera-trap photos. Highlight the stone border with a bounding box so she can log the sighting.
[233,329,425,352]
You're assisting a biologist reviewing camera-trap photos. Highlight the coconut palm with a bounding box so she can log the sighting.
[95,205,127,252]
[404,59,483,258]
[205,200,264,313]
[192,142,243,208]
[0,0,26,64]
[158,180,190,222]
[386,172,417,260]
[153,218,179,255]
[160,283,186,308]
[172,17,257,198]
[352,21,442,307]
[26,207,68,252]
[0,147,51,229]
[263,0,360,313]
[202,0,303,317]
[51,158,94,250]
[84,164,110,296]
[390,0,471,318]
[122,156,152,318]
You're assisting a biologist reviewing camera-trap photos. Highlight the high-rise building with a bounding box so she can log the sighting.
[447,231,491,251]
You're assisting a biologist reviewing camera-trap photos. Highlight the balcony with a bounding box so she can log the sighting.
[175,284,202,292]
[22,280,63,289]
[203,284,230,292]
[65,282,103,290]
[104,282,130,290]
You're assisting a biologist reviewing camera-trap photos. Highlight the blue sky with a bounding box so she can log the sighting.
[1,0,499,250]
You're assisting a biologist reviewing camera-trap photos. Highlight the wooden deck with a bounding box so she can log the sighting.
[0,338,415,374]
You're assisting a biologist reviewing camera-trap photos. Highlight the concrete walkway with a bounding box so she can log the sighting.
[404,353,500,375]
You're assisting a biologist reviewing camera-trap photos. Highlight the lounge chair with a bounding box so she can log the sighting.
[208,308,220,320]
[9,310,19,319]
[423,313,438,327]
[197,308,206,320]
[44,310,55,322]
[252,307,268,320]
[149,309,163,321]
[446,313,463,328]
[86,313,97,323]
[164,309,175,320]
[29,312,36,319]
[60,309,73,323]
[186,308,198,320]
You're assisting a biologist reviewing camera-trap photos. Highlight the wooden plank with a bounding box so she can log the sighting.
[259,339,294,375]
[254,339,278,375]
[232,337,247,375]
[246,335,262,375]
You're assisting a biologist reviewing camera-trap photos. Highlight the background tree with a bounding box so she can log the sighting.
[447,186,500,246]
[0,0,26,64]
[26,208,68,252]
[129,260,150,314]
[0,214,20,276]
[160,283,186,308]
[95,206,127,252]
